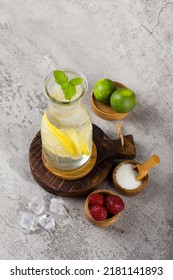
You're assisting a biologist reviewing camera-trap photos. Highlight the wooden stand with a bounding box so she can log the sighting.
[29,124,136,197]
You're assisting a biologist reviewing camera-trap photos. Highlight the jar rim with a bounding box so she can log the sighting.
[44,68,88,106]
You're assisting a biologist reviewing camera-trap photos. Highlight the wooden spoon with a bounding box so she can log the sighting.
[133,155,160,181]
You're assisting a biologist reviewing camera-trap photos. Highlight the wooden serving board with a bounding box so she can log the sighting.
[29,124,136,197]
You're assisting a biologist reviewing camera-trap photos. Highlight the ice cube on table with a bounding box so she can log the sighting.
[39,212,55,230]
[21,212,34,230]
[29,196,45,215]
[50,198,65,214]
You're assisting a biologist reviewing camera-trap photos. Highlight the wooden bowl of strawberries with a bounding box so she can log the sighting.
[85,189,125,227]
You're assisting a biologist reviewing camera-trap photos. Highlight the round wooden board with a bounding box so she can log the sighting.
[90,81,129,120]
[29,124,136,197]
[42,143,97,180]
[29,126,112,197]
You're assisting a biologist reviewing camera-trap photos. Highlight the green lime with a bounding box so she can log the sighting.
[110,88,137,113]
[93,79,116,104]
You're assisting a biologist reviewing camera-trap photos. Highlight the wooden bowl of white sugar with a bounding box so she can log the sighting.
[112,160,148,196]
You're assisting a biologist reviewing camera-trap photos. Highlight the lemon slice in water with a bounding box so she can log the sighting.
[43,113,78,156]
[41,130,70,157]
[62,128,82,157]
[81,143,90,156]
[43,112,91,157]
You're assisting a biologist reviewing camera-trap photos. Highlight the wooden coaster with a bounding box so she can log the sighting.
[29,124,136,197]
[90,81,129,121]
[42,143,97,180]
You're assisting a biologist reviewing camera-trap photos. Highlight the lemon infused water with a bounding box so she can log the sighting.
[41,69,92,171]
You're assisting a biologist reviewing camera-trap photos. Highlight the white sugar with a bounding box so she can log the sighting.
[115,163,142,190]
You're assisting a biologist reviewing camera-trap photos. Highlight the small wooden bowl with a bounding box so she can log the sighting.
[112,160,149,196]
[90,81,129,121]
[85,189,121,227]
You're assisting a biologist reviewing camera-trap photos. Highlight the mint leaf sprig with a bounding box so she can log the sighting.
[53,70,83,100]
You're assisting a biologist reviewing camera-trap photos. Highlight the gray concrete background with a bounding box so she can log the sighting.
[0,0,173,260]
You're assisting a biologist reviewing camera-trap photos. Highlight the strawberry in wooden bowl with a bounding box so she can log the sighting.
[85,189,124,227]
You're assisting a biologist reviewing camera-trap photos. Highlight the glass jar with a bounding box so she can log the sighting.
[41,69,92,171]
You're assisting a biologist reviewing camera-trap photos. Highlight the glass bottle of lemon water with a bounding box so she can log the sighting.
[41,69,92,171]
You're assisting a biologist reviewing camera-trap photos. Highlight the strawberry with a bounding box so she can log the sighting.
[88,193,105,206]
[90,204,107,221]
[106,195,124,215]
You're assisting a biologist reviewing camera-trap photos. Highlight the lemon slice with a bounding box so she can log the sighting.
[62,129,82,157]
[62,128,90,156]
[41,130,70,156]
[81,143,90,156]
[43,113,78,156]
[77,122,92,156]
[43,112,91,157]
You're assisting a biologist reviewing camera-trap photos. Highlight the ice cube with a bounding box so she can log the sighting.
[21,212,34,230]
[39,212,55,230]
[29,196,45,215]
[50,198,65,214]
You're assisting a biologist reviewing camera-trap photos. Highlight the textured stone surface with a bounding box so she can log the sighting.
[0,0,173,260]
